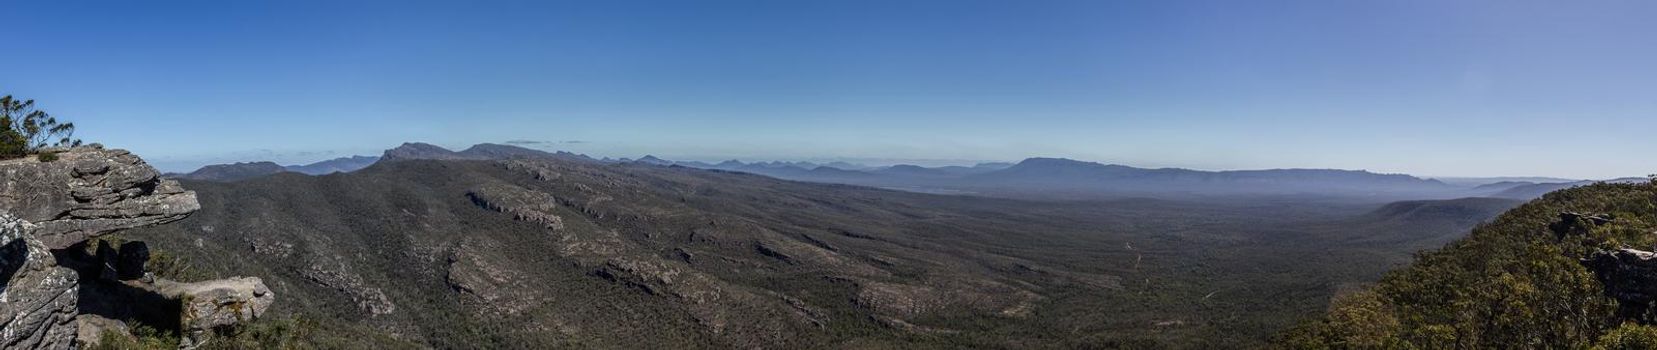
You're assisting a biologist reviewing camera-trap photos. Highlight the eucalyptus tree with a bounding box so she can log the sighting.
[0,95,80,158]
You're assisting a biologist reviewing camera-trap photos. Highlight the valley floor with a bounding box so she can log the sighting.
[119,158,1513,348]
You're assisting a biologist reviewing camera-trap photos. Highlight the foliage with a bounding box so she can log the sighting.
[0,95,80,159]
[1278,181,1657,348]
[197,316,416,350]
[1595,323,1657,350]
[87,323,180,350]
[146,248,215,281]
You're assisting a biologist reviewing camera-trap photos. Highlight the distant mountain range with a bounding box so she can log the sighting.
[173,142,1645,200]
[382,142,592,162]
[675,156,1465,198]
[174,156,384,181]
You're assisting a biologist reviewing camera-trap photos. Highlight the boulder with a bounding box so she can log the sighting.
[75,314,132,348]
[145,277,275,348]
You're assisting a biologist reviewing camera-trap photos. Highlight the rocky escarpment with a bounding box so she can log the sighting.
[0,146,273,349]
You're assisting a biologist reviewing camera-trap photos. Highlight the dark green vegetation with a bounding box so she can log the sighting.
[1280,180,1657,348]
[0,95,79,159]
[120,153,1515,348]
[79,237,416,350]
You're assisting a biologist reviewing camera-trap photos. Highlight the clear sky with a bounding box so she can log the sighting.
[2,0,1653,178]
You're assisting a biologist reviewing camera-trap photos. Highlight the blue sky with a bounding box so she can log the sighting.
[2,0,1653,178]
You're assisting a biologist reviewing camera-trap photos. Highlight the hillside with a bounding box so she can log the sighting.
[286,155,380,175]
[1280,179,1657,348]
[117,152,1511,348]
[1332,197,1523,248]
[128,157,1141,348]
[175,161,291,182]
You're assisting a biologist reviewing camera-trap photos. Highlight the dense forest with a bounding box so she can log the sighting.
[1280,179,1657,348]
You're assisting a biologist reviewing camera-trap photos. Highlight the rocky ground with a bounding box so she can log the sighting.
[0,146,272,349]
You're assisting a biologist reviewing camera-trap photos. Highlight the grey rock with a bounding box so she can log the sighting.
[75,314,132,348]
[0,216,80,350]
[1,147,277,349]
[0,146,199,249]
[144,277,274,349]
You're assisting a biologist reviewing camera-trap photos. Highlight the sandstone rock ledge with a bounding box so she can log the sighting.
[0,146,273,349]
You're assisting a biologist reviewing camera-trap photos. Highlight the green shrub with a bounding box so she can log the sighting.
[36,151,57,162]
[1595,323,1657,350]
[86,323,180,350]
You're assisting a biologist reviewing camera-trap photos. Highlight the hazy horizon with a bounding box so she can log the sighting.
[6,0,1655,178]
[142,140,1611,183]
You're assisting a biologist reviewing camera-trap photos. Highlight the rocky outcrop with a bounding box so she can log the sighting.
[0,147,199,249]
[147,277,275,348]
[300,260,394,316]
[0,216,80,349]
[467,184,565,230]
[0,146,272,349]
[1551,212,1616,240]
[1584,248,1657,320]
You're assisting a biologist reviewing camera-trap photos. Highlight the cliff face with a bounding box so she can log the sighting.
[0,146,271,349]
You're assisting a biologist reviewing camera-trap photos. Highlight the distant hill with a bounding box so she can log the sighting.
[177,143,590,182]
[873,164,952,177]
[1432,176,1582,187]
[633,155,673,165]
[1470,180,1536,193]
[1487,177,1650,200]
[285,155,380,175]
[380,142,469,160]
[381,142,592,163]
[1329,197,1523,249]
[175,161,291,182]
[967,157,1454,196]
